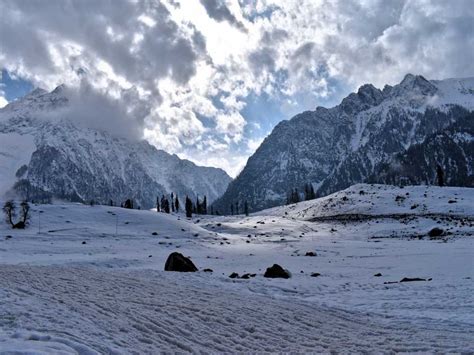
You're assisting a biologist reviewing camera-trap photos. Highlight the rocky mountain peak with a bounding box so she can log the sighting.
[212,74,474,213]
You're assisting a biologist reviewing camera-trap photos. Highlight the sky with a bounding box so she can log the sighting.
[1,0,473,177]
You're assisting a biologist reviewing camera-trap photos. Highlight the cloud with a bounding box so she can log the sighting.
[58,82,150,141]
[0,95,7,108]
[199,0,247,31]
[0,0,473,175]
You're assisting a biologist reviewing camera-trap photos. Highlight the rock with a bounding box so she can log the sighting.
[400,277,431,282]
[428,227,444,237]
[305,251,317,257]
[229,272,239,279]
[5,235,12,240]
[264,264,291,279]
[310,272,321,277]
[164,252,198,272]
[203,268,213,273]
[240,273,256,279]
[374,273,382,277]
[82,241,87,245]
[152,232,158,235]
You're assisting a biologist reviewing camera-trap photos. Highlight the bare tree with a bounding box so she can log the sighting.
[3,200,16,227]
[20,200,30,224]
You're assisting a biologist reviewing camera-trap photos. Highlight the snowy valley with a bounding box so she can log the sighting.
[0,184,473,353]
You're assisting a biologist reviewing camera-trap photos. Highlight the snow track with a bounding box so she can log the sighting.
[1,265,472,354]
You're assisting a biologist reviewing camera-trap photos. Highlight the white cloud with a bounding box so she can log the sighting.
[0,95,8,108]
[0,0,473,175]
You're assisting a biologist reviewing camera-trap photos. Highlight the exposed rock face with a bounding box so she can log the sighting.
[0,88,232,207]
[213,75,474,213]
[164,252,198,272]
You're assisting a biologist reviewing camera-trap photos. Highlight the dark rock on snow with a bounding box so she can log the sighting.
[428,227,444,237]
[241,273,256,279]
[164,252,198,272]
[264,264,291,279]
[400,277,432,282]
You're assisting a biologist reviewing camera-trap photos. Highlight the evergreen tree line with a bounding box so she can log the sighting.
[227,200,249,216]
[286,183,315,205]
[184,195,207,218]
[156,192,180,214]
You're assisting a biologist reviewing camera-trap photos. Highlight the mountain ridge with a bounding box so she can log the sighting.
[0,86,231,208]
[212,74,474,213]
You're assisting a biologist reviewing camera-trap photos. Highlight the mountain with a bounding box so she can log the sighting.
[213,74,474,213]
[0,87,231,208]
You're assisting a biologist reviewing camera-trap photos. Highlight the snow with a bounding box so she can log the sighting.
[0,133,35,194]
[0,183,473,352]
[432,77,474,110]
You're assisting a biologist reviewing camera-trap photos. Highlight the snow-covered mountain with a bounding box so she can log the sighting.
[0,87,231,208]
[213,74,474,213]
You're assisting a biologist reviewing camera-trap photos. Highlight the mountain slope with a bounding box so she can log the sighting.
[0,87,231,208]
[213,74,474,213]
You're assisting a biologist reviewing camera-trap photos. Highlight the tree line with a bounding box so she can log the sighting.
[286,183,316,204]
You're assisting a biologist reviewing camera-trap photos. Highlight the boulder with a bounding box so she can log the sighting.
[264,264,291,279]
[310,272,321,277]
[305,251,317,257]
[229,272,239,279]
[164,252,198,272]
[428,227,444,237]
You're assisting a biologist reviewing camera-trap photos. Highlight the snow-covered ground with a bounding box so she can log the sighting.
[0,184,473,353]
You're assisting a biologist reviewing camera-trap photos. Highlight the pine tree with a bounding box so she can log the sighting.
[203,196,207,215]
[436,164,445,187]
[230,203,234,215]
[210,206,214,215]
[235,201,239,215]
[175,194,179,212]
[164,198,170,213]
[304,183,315,200]
[244,200,249,216]
[185,196,193,218]
[156,196,160,212]
[161,195,166,212]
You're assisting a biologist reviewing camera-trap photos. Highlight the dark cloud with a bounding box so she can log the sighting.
[0,0,206,94]
[200,0,246,31]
